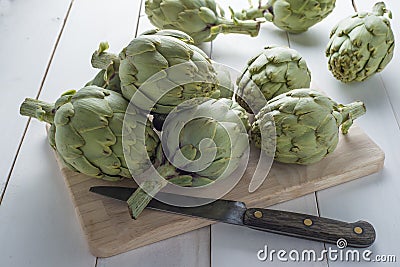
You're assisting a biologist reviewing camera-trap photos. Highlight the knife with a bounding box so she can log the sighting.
[90,186,375,248]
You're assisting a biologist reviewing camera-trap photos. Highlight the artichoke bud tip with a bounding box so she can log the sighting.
[61,89,76,96]
[97,42,110,54]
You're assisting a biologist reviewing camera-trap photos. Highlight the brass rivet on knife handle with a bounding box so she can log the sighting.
[254,210,263,218]
[354,226,363,234]
[303,218,313,226]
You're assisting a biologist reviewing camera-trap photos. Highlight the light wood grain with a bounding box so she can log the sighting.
[53,124,384,257]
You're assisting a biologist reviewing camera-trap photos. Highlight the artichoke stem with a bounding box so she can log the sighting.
[127,179,168,219]
[91,51,119,70]
[234,4,271,21]
[127,163,177,219]
[212,17,261,38]
[339,101,366,134]
[20,98,55,124]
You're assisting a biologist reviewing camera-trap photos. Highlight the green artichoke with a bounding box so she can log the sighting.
[145,0,261,44]
[88,30,196,94]
[162,98,250,183]
[127,98,250,218]
[236,45,311,114]
[119,29,221,115]
[20,86,160,181]
[251,89,366,164]
[234,0,336,33]
[326,2,394,83]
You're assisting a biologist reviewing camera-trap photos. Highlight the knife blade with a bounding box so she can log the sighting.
[90,186,376,248]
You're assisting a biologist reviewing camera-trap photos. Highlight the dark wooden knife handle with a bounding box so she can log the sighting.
[243,208,375,248]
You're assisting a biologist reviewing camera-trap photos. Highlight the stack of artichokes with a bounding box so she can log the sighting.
[19,0,394,219]
[19,29,250,218]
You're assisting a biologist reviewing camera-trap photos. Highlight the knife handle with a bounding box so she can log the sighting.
[243,208,375,248]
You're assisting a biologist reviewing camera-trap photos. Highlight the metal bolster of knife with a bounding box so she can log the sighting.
[243,208,376,248]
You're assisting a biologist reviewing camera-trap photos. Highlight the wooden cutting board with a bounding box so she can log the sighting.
[53,125,384,257]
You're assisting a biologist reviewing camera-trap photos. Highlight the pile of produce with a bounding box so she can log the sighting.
[19,1,393,218]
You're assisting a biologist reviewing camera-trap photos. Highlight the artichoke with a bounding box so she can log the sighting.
[251,89,366,164]
[326,2,394,83]
[90,30,232,116]
[88,30,196,94]
[162,98,250,182]
[234,0,336,33]
[20,86,160,181]
[119,29,221,115]
[145,0,261,44]
[236,45,311,114]
[127,98,250,218]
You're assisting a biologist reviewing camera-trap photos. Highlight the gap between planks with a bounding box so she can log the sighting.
[0,0,74,205]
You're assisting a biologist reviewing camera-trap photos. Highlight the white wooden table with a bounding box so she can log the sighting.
[0,0,399,266]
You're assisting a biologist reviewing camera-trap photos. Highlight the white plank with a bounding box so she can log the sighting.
[0,121,95,267]
[0,0,143,266]
[140,0,146,16]
[38,0,142,102]
[0,0,71,197]
[210,1,326,266]
[288,0,400,265]
[97,227,210,267]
